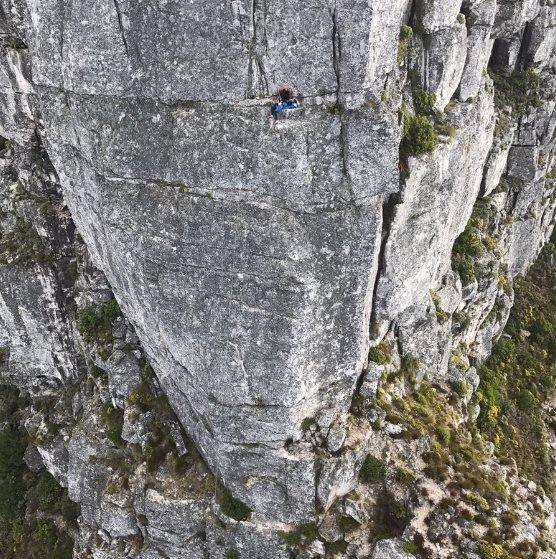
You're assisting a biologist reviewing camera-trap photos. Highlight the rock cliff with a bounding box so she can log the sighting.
[0,0,554,558]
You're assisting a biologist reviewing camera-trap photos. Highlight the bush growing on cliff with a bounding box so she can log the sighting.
[490,68,541,113]
[368,341,390,365]
[397,25,414,65]
[451,201,501,285]
[217,486,251,521]
[100,403,124,446]
[0,216,51,266]
[412,87,436,115]
[359,454,386,483]
[0,428,27,529]
[77,298,121,345]
[401,113,438,157]
[0,417,75,559]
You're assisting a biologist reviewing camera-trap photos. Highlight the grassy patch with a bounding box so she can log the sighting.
[377,382,506,502]
[301,417,317,432]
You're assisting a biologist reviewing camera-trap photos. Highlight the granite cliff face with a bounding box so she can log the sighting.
[0,0,555,558]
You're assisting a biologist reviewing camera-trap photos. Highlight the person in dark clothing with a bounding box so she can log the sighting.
[272,84,299,114]
[278,84,294,102]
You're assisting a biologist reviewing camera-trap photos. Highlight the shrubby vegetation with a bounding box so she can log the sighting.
[452,199,500,285]
[217,485,251,521]
[490,69,541,114]
[0,386,76,559]
[368,341,390,365]
[397,25,414,65]
[77,298,121,345]
[359,454,386,483]
[476,237,555,492]
[100,402,124,446]
[401,112,438,157]
[0,214,51,266]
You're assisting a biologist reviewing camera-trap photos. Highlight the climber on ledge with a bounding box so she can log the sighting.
[272,84,299,115]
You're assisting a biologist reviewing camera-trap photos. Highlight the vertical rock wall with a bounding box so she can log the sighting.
[0,0,554,557]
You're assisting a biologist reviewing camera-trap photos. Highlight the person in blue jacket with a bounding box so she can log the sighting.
[272,84,299,115]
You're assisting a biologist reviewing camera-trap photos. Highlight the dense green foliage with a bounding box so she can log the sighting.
[217,486,251,521]
[100,403,124,446]
[359,454,386,483]
[0,215,51,266]
[368,342,390,365]
[401,113,438,157]
[452,200,500,285]
[412,87,436,116]
[0,421,75,559]
[77,298,121,344]
[397,25,414,65]
[490,69,541,113]
[476,238,556,491]
[277,522,318,547]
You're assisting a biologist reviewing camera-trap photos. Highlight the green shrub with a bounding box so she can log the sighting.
[368,342,390,365]
[359,455,386,483]
[0,426,75,559]
[431,293,449,322]
[467,492,490,512]
[277,529,301,546]
[225,550,240,559]
[218,487,251,521]
[453,379,470,397]
[27,471,64,513]
[402,113,438,157]
[436,424,451,445]
[516,389,536,411]
[479,541,507,559]
[490,69,541,113]
[0,217,51,266]
[301,417,317,431]
[398,25,414,65]
[299,522,318,541]
[413,87,436,115]
[395,466,415,486]
[452,218,493,285]
[492,337,515,362]
[404,540,419,554]
[277,522,318,545]
[401,354,420,382]
[77,299,121,345]
[0,428,27,528]
[338,515,360,533]
[324,539,348,555]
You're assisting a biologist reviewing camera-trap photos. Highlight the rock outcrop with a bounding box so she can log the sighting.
[0,0,554,558]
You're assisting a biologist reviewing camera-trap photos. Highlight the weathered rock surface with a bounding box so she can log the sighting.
[0,0,554,557]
